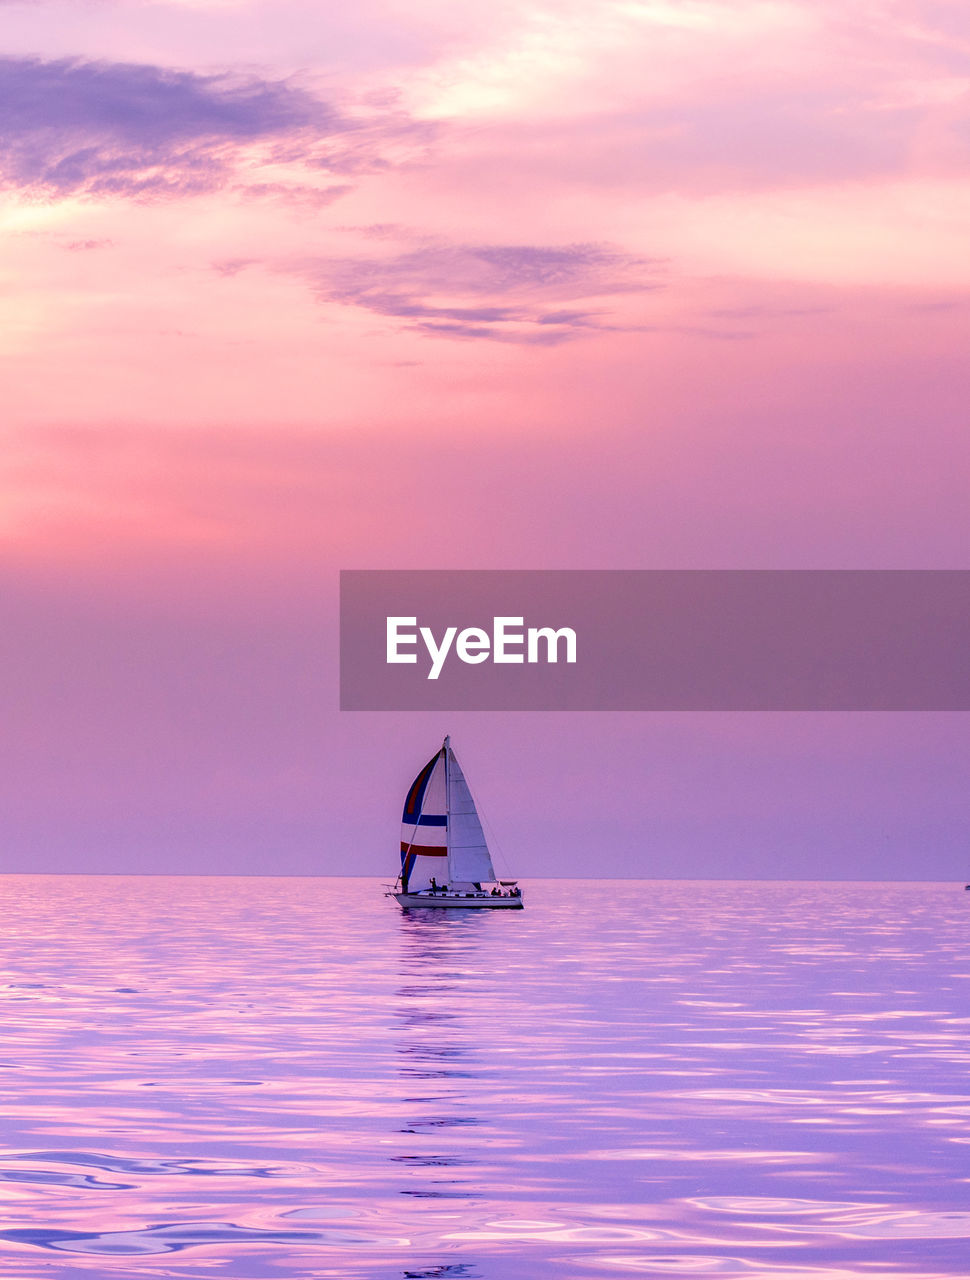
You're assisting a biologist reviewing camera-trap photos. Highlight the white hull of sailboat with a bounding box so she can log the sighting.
[393,891,523,910]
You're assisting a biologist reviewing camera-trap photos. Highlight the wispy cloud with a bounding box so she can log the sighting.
[0,56,421,201]
[282,236,661,343]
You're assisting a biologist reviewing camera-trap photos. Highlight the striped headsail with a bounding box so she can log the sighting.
[400,747,448,892]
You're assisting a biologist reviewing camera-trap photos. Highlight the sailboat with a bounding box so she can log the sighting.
[389,736,524,909]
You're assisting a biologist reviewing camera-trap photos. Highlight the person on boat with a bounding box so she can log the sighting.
[430,877,439,893]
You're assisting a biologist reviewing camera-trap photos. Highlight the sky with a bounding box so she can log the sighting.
[1,0,968,878]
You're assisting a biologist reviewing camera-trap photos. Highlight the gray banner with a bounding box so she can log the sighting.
[340,570,970,710]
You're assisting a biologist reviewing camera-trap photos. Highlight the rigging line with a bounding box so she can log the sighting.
[475,790,514,879]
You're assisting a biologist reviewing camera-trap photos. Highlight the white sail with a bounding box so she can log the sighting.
[445,743,496,885]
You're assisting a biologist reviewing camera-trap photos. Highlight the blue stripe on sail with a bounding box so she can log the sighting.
[402,750,442,822]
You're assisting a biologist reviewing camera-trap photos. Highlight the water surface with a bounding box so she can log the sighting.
[0,877,967,1278]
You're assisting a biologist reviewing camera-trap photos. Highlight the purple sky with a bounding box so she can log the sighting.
[0,0,968,877]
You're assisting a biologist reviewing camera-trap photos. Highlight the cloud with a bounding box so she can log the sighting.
[233,181,354,207]
[0,56,419,200]
[285,237,662,343]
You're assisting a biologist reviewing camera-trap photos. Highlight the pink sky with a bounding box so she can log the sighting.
[1,0,968,876]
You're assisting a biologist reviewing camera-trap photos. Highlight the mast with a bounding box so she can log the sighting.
[443,735,451,885]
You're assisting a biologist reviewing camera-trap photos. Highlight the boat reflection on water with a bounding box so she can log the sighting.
[391,910,493,1277]
[400,1266,481,1278]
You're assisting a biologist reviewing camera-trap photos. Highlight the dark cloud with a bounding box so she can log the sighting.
[0,56,416,200]
[287,238,662,343]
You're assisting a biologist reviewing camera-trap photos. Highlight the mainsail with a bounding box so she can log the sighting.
[445,745,495,884]
[400,737,496,891]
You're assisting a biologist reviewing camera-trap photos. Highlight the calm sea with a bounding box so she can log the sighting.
[0,877,967,1278]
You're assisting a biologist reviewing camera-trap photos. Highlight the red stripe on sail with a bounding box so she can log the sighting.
[404,751,441,817]
[400,842,448,856]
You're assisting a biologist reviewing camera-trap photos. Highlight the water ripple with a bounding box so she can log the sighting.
[0,1219,408,1255]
